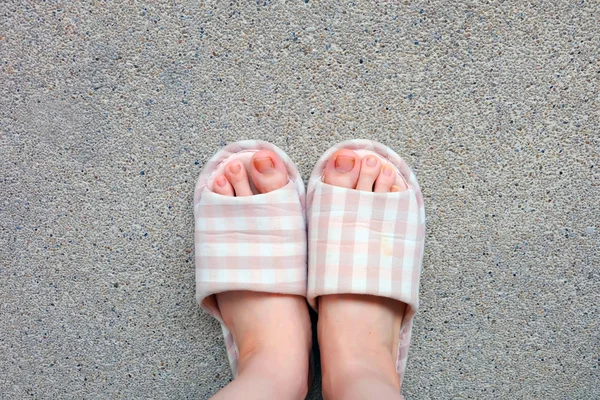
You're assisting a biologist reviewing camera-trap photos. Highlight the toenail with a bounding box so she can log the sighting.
[216,176,227,187]
[229,163,241,174]
[334,156,355,172]
[383,166,393,177]
[366,156,377,167]
[391,185,401,192]
[253,157,274,173]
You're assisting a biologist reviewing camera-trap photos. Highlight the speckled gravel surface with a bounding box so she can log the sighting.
[1,1,598,399]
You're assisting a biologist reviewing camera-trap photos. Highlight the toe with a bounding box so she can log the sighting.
[213,174,234,196]
[323,149,361,189]
[392,178,409,192]
[390,184,407,192]
[356,155,382,191]
[250,150,289,194]
[224,160,253,197]
[373,164,396,193]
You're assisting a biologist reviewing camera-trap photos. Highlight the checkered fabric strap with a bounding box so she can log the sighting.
[306,139,425,389]
[194,140,307,377]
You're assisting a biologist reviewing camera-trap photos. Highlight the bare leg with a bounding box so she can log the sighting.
[212,292,311,400]
[319,295,405,400]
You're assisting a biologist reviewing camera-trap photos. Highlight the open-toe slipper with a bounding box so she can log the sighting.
[194,140,307,376]
[306,139,426,389]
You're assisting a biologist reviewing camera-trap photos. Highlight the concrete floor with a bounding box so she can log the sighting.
[1,1,598,398]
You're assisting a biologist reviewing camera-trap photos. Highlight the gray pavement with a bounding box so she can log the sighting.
[1,1,598,398]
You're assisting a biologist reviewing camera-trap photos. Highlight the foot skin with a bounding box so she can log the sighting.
[211,151,311,400]
[319,150,407,400]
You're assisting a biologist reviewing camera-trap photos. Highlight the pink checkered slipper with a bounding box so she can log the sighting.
[193,140,307,377]
[306,139,426,389]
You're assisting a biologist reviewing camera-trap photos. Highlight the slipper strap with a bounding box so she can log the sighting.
[195,181,307,317]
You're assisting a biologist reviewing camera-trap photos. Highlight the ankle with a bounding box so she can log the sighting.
[321,347,400,399]
[237,347,310,400]
[323,369,401,400]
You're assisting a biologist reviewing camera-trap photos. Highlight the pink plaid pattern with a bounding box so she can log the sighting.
[194,140,307,377]
[306,139,426,390]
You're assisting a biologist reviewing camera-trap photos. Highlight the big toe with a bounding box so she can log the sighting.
[250,150,289,194]
[323,149,361,189]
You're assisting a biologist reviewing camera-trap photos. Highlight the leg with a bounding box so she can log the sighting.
[319,295,405,400]
[210,152,312,400]
[212,292,311,400]
[319,150,407,400]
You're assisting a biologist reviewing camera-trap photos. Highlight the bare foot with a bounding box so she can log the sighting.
[211,151,311,400]
[319,150,407,400]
